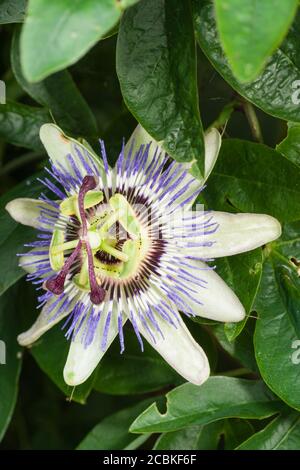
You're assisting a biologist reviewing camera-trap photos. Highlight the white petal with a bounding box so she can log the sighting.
[125,124,161,156]
[17,296,73,346]
[184,211,281,258]
[39,123,103,180]
[163,128,222,210]
[5,198,52,228]
[123,124,165,186]
[203,127,222,183]
[173,259,245,322]
[137,310,210,385]
[63,308,125,386]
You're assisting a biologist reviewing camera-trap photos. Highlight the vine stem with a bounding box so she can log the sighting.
[216,367,254,378]
[242,99,263,143]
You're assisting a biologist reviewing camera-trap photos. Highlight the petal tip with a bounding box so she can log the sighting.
[63,366,87,387]
[267,215,282,241]
[191,356,210,386]
[17,332,32,347]
[5,199,27,223]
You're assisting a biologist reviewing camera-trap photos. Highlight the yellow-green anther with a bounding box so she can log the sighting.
[51,238,79,255]
[60,190,103,216]
[120,239,141,278]
[101,240,129,262]
[109,194,141,238]
[99,210,122,236]
[49,229,65,271]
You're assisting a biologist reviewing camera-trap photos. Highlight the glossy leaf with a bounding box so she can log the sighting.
[212,319,259,373]
[0,102,50,150]
[274,220,300,261]
[0,174,44,295]
[21,0,127,82]
[223,419,254,450]
[0,284,23,441]
[77,399,152,450]
[193,0,300,123]
[275,261,300,337]
[237,412,300,450]
[11,29,97,138]
[254,256,300,411]
[130,377,282,433]
[154,422,223,450]
[0,0,26,23]
[117,0,205,176]
[215,248,262,340]
[277,122,300,167]
[204,139,300,222]
[214,0,298,83]
[154,418,253,450]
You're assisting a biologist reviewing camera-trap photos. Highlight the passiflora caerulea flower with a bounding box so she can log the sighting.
[6,124,281,387]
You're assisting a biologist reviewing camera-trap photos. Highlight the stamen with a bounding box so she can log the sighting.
[51,239,79,255]
[101,240,129,262]
[86,242,106,304]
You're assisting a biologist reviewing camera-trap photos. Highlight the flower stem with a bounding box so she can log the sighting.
[217,367,253,377]
[242,99,263,143]
[208,100,239,133]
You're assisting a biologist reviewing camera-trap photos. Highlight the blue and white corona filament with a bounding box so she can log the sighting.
[6,124,281,386]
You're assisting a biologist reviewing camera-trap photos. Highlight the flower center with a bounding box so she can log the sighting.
[46,176,149,304]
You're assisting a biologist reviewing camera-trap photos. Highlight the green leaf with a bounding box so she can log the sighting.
[254,256,300,411]
[237,412,300,450]
[130,377,282,433]
[94,328,180,395]
[0,174,45,296]
[193,0,300,123]
[223,419,254,450]
[117,0,205,176]
[277,122,300,167]
[20,0,126,82]
[77,399,152,450]
[154,418,253,450]
[0,0,26,23]
[12,28,98,138]
[214,0,298,83]
[204,139,300,222]
[30,323,95,404]
[215,248,262,340]
[0,102,50,150]
[275,261,300,337]
[154,421,224,450]
[212,319,259,373]
[0,284,23,441]
[274,220,300,261]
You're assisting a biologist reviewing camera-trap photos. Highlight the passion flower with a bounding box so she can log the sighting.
[6,124,281,386]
